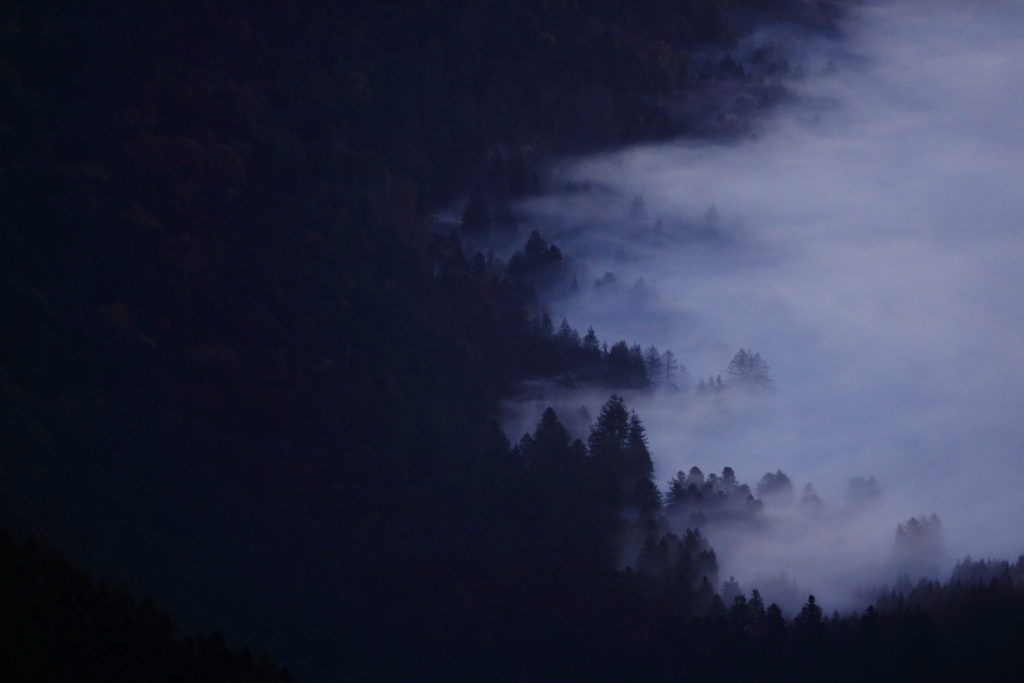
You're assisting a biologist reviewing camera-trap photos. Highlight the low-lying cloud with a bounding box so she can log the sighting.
[503,0,1024,608]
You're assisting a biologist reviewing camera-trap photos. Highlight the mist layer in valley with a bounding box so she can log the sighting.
[500,0,1024,611]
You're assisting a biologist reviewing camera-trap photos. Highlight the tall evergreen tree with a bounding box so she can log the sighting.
[606,341,634,387]
[725,348,772,390]
[662,349,684,391]
[625,412,654,480]
[644,345,663,385]
[630,343,650,388]
[588,395,630,465]
[626,411,660,513]
[522,407,572,469]
[556,318,581,349]
[666,470,689,511]
[582,327,600,354]
[587,395,663,517]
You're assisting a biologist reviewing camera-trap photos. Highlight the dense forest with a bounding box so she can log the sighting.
[3,1,1023,681]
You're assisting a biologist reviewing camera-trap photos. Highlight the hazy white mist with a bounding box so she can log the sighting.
[504,0,1024,608]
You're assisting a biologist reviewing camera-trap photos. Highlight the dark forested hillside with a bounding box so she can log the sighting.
[4,1,1024,681]
[0,529,295,683]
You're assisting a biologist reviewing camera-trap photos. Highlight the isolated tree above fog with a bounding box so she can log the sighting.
[725,348,772,390]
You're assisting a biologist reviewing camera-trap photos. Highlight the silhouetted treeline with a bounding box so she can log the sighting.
[951,555,1024,586]
[425,228,682,390]
[666,465,764,526]
[672,575,1024,683]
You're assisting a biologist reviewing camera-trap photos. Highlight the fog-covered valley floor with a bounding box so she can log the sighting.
[501,0,1024,610]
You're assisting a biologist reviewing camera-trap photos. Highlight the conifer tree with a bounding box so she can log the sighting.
[582,327,601,356]
[725,348,772,390]
[556,319,581,349]
[644,345,663,385]
[625,412,660,512]
[588,395,630,464]
[523,407,572,469]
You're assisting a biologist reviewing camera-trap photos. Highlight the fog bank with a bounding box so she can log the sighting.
[505,0,1024,606]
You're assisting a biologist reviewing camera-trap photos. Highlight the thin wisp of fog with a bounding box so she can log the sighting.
[503,0,1024,610]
